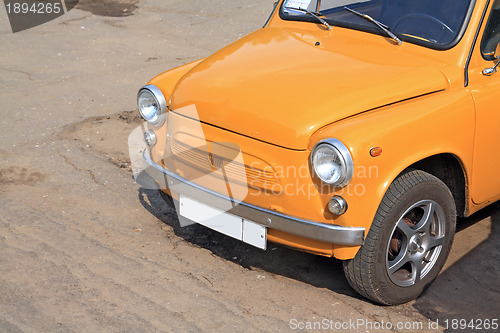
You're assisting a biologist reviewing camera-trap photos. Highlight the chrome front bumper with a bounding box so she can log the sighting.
[143,150,365,246]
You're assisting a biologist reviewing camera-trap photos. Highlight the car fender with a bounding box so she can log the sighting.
[309,88,475,259]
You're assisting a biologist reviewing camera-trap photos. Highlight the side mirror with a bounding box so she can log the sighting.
[483,42,500,76]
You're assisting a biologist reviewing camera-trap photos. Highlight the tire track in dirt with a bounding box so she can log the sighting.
[0,197,286,331]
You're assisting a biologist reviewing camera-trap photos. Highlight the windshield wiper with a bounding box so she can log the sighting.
[285,6,332,30]
[344,6,402,45]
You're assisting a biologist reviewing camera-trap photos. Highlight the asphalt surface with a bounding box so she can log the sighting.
[1,1,499,332]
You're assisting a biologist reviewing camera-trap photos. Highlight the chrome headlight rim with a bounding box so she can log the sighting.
[311,138,354,188]
[137,84,168,127]
[144,130,157,147]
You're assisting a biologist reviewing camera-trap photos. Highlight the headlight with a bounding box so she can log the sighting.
[137,84,167,127]
[311,138,353,187]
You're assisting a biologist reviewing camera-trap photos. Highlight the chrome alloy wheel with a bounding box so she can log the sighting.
[385,200,446,287]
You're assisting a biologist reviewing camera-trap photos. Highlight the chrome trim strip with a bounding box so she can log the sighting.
[143,150,365,246]
[465,0,490,87]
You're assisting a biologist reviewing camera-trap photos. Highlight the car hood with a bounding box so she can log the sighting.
[165,28,449,150]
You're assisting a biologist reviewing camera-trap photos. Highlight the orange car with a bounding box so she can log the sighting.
[138,0,500,304]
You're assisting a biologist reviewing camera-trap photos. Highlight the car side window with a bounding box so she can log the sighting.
[481,0,500,60]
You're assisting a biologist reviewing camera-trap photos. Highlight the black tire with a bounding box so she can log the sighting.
[343,170,456,305]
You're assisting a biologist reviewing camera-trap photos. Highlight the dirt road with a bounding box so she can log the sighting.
[1,1,499,332]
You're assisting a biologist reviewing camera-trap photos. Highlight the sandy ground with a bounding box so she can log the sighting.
[0,1,499,332]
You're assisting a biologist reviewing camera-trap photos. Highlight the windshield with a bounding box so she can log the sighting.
[280,0,475,49]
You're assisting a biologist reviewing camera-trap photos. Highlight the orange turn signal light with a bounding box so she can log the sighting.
[370,147,383,157]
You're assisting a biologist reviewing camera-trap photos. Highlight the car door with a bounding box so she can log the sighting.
[468,0,500,204]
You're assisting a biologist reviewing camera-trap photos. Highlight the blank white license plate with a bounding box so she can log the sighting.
[179,195,267,250]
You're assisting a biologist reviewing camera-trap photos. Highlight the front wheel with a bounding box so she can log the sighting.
[343,170,456,305]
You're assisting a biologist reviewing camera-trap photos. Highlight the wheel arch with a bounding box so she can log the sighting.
[402,153,469,217]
